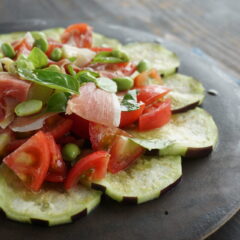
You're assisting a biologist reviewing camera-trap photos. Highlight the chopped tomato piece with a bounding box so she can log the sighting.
[64,151,110,189]
[134,69,163,88]
[3,131,50,191]
[120,102,145,128]
[46,117,73,139]
[61,23,92,48]
[108,135,144,173]
[89,122,131,151]
[13,34,33,57]
[91,47,113,52]
[137,85,171,105]
[139,99,172,131]
[68,114,90,139]
[45,134,67,183]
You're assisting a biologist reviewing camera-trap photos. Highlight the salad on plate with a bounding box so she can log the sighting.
[0,23,218,226]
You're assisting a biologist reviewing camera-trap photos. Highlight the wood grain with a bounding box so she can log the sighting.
[0,0,239,239]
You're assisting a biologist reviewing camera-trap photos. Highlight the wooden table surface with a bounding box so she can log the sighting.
[0,0,239,239]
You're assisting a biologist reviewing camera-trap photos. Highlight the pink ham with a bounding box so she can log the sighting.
[66,82,121,127]
[0,73,31,128]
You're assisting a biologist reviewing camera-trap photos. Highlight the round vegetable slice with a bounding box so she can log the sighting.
[0,164,101,226]
[123,42,180,77]
[92,33,122,49]
[129,108,218,158]
[163,74,205,113]
[91,155,182,204]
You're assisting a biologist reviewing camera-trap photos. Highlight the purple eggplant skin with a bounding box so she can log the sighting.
[185,146,213,159]
[172,101,200,114]
[91,176,182,205]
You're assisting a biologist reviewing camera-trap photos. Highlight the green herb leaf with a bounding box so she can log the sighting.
[121,90,140,112]
[28,47,48,68]
[96,77,117,93]
[18,68,79,94]
[46,92,69,113]
[76,71,97,84]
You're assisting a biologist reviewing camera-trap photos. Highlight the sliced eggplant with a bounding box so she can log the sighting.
[91,155,182,204]
[93,33,122,49]
[123,42,180,76]
[163,74,205,113]
[129,108,218,158]
[0,164,101,226]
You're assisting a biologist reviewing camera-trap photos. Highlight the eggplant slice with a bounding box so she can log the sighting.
[163,74,205,113]
[0,164,101,226]
[123,42,180,77]
[129,108,218,157]
[91,155,182,204]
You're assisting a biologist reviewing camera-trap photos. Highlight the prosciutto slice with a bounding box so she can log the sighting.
[0,73,31,128]
[66,82,121,127]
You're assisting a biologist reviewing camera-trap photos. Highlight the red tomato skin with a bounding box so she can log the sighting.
[45,134,67,183]
[3,131,50,191]
[139,99,172,131]
[137,85,171,105]
[47,118,73,139]
[64,151,110,189]
[134,69,163,88]
[61,23,92,48]
[90,47,113,52]
[120,103,145,128]
[89,122,131,151]
[108,135,144,174]
[69,114,90,139]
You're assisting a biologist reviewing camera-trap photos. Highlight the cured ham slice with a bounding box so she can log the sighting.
[0,73,31,128]
[66,82,121,127]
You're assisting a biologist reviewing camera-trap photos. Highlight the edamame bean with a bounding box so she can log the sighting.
[50,48,63,61]
[112,77,134,91]
[112,50,129,62]
[62,143,81,162]
[137,60,149,73]
[34,38,49,52]
[15,99,43,117]
[1,43,16,59]
[44,64,61,72]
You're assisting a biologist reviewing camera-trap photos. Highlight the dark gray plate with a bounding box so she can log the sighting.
[0,20,240,240]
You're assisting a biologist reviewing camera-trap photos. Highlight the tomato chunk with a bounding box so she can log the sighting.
[137,85,171,105]
[139,99,172,131]
[3,131,50,191]
[91,47,113,52]
[46,117,73,139]
[69,114,90,139]
[108,135,144,173]
[120,102,145,128]
[45,134,67,183]
[89,122,130,151]
[61,23,92,48]
[134,69,163,88]
[64,151,110,189]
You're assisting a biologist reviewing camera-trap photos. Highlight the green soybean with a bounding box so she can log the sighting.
[112,50,129,62]
[112,77,134,91]
[137,60,149,73]
[43,64,61,72]
[50,48,63,61]
[15,100,43,117]
[1,43,16,59]
[62,143,81,162]
[34,38,49,52]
